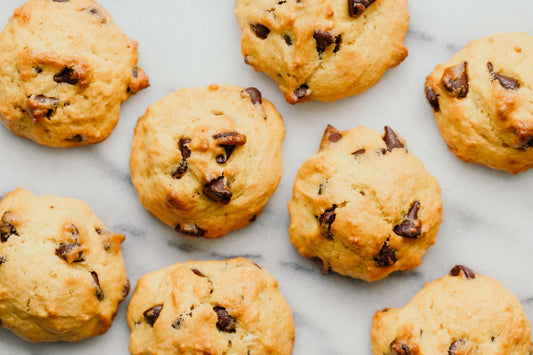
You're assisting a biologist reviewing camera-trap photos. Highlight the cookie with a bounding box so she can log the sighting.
[0,0,149,147]
[0,188,129,342]
[130,84,285,238]
[424,32,533,174]
[371,265,533,354]
[235,0,409,104]
[288,125,442,281]
[127,258,295,355]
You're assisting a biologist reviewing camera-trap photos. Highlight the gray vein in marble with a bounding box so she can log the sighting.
[112,224,146,239]
[279,260,316,273]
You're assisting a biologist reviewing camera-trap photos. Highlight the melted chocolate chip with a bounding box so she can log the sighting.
[333,34,342,53]
[425,86,440,112]
[324,124,342,142]
[441,61,469,98]
[1,212,18,243]
[172,137,191,179]
[373,239,397,267]
[487,62,520,90]
[54,67,79,85]
[91,271,104,301]
[175,223,205,237]
[319,205,337,240]
[66,134,83,142]
[244,87,262,104]
[450,265,475,279]
[293,84,309,100]
[448,339,468,355]
[213,306,236,332]
[284,34,292,46]
[122,279,130,299]
[191,268,205,277]
[352,148,366,156]
[250,23,270,39]
[213,132,247,146]
[390,339,412,355]
[383,126,405,151]
[143,304,163,327]
[56,224,84,263]
[35,67,42,74]
[394,201,422,238]
[28,95,59,121]
[203,176,232,204]
[314,30,335,54]
[348,0,376,18]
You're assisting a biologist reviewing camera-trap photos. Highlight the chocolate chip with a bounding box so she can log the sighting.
[425,86,440,112]
[352,148,366,156]
[383,126,405,151]
[250,23,270,39]
[373,239,397,267]
[318,180,328,195]
[66,134,83,142]
[450,265,475,279]
[333,34,342,53]
[143,304,163,327]
[390,339,412,355]
[324,124,342,142]
[203,176,232,204]
[348,0,376,18]
[520,136,533,150]
[85,7,106,23]
[175,223,205,237]
[91,271,104,301]
[213,132,247,146]
[53,0,69,2]
[394,201,422,238]
[1,212,18,243]
[284,34,292,46]
[172,137,191,179]
[244,87,262,104]
[34,67,42,74]
[311,256,331,274]
[319,205,337,240]
[56,224,84,263]
[448,339,468,355]
[293,84,309,100]
[487,62,520,90]
[172,317,183,330]
[28,95,59,121]
[441,61,469,98]
[54,67,79,85]
[191,268,205,277]
[213,306,236,332]
[132,67,138,78]
[0,255,6,265]
[313,30,335,54]
[122,279,130,299]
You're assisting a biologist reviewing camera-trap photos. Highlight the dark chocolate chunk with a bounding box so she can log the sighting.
[191,268,205,277]
[324,124,342,143]
[244,87,262,104]
[203,176,232,204]
[448,339,468,355]
[487,62,520,90]
[333,34,342,53]
[390,339,412,355]
[1,212,18,243]
[143,304,163,327]
[314,30,335,54]
[373,239,397,267]
[122,279,130,299]
[394,201,422,238]
[348,0,376,18]
[293,84,309,100]
[283,34,292,46]
[213,306,236,332]
[383,126,405,151]
[352,148,366,156]
[172,317,183,330]
[441,61,469,98]
[175,223,205,237]
[54,67,79,85]
[250,23,270,39]
[311,256,331,274]
[66,134,83,142]
[450,265,475,279]
[425,86,440,112]
[91,271,104,301]
[172,137,191,179]
[35,67,42,74]
[319,205,337,240]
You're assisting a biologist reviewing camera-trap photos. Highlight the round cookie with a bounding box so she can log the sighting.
[0,0,149,147]
[235,0,409,104]
[288,125,442,282]
[425,32,533,174]
[130,84,285,239]
[371,265,533,354]
[127,258,295,355]
[0,188,129,342]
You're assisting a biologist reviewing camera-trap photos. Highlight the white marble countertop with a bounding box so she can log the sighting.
[0,0,532,354]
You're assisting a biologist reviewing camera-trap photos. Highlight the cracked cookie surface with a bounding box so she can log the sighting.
[130,84,285,238]
[425,32,533,174]
[371,265,533,354]
[288,126,442,281]
[0,0,149,147]
[0,188,129,342]
[235,0,408,104]
[127,258,295,355]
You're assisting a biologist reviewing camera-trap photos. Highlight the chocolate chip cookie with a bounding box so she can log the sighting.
[371,265,533,354]
[130,84,285,238]
[127,258,295,355]
[425,32,533,174]
[235,0,409,103]
[0,0,149,147]
[288,125,442,281]
[0,188,129,342]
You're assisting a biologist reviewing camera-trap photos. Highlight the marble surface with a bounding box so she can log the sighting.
[0,0,532,354]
